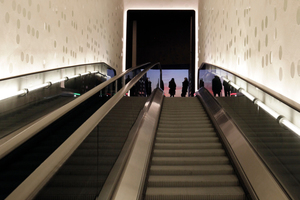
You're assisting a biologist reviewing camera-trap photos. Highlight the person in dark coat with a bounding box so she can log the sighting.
[199,78,204,88]
[212,76,222,97]
[125,75,131,84]
[146,77,152,96]
[223,80,231,97]
[181,77,189,97]
[169,78,176,97]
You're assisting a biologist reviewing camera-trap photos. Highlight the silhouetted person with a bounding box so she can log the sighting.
[223,80,231,97]
[199,78,204,88]
[125,75,131,96]
[181,77,189,97]
[160,80,164,91]
[169,78,176,97]
[146,77,152,96]
[125,75,131,84]
[212,76,222,97]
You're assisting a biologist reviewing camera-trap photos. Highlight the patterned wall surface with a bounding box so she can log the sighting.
[0,0,123,79]
[198,0,300,105]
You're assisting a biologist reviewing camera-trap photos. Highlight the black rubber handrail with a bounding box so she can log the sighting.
[0,62,113,81]
[199,62,300,113]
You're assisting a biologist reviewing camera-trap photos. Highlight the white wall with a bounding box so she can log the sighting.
[0,0,124,80]
[198,0,300,106]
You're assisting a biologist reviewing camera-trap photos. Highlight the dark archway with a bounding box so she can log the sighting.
[126,10,195,96]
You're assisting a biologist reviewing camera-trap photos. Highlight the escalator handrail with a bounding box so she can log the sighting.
[0,62,150,160]
[104,88,164,200]
[196,87,290,200]
[97,87,164,200]
[200,62,300,113]
[5,62,161,200]
[0,62,111,81]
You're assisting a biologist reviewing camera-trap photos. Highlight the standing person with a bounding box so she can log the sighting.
[181,77,189,97]
[125,75,131,84]
[199,78,204,88]
[212,75,222,97]
[223,80,231,97]
[169,78,176,97]
[146,77,152,96]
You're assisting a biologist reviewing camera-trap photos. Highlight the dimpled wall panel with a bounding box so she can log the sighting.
[198,0,300,105]
[0,0,123,79]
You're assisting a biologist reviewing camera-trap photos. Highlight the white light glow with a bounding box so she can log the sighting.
[240,89,256,102]
[28,83,51,92]
[81,71,91,76]
[195,9,199,92]
[222,77,229,82]
[281,118,300,136]
[229,82,240,90]
[122,10,127,72]
[68,74,81,79]
[51,78,67,84]
[255,100,280,119]
[0,90,27,101]
[0,71,95,102]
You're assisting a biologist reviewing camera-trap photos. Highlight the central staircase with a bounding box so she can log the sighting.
[144,97,246,200]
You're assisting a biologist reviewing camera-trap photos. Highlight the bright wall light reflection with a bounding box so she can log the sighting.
[224,77,300,137]
[240,89,255,102]
[28,83,51,92]
[0,71,99,101]
[254,100,280,119]
[280,119,300,136]
[229,82,240,90]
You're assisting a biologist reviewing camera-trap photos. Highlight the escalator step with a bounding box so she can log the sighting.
[151,156,229,165]
[153,149,226,157]
[148,175,240,187]
[145,187,245,200]
[150,165,234,175]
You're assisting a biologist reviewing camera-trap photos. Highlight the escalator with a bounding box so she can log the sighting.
[5,61,295,199]
[0,94,109,199]
[216,96,300,199]
[1,62,161,200]
[144,97,246,200]
[34,97,147,199]
[0,95,75,139]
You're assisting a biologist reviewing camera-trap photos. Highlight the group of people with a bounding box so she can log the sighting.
[168,77,189,97]
[212,75,231,97]
[126,74,231,98]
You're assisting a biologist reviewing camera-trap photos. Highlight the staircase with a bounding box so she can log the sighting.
[145,97,245,200]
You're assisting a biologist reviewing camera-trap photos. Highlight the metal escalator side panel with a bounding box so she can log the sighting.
[111,89,164,200]
[196,88,290,200]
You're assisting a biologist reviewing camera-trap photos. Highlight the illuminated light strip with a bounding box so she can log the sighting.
[81,71,91,76]
[222,77,230,82]
[51,78,68,84]
[222,77,300,137]
[280,118,300,136]
[27,83,51,92]
[68,74,81,79]
[239,89,256,102]
[0,90,27,101]
[0,71,100,101]
[228,81,240,90]
[254,100,280,119]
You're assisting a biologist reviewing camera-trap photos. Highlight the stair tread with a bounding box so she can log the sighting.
[148,175,239,183]
[145,186,245,197]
